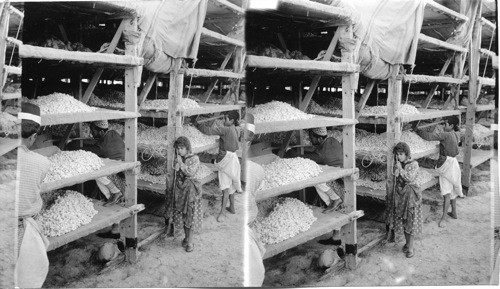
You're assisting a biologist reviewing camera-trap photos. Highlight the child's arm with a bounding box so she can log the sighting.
[415,128,445,142]
[196,121,227,136]
[399,161,419,183]
[180,155,200,177]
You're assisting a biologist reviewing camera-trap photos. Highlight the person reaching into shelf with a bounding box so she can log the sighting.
[390,141,423,258]
[413,116,463,228]
[15,103,51,288]
[194,110,242,222]
[284,127,346,249]
[166,136,203,253]
[79,120,125,239]
[83,120,125,207]
[285,127,345,213]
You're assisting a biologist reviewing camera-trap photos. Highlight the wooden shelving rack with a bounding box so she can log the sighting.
[20,2,144,261]
[353,1,496,199]
[461,2,497,188]
[246,0,363,267]
[135,0,245,195]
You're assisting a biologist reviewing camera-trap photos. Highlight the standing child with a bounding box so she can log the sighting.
[195,110,242,222]
[167,136,203,252]
[391,142,423,258]
[414,116,463,227]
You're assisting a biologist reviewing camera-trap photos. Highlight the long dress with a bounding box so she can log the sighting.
[391,159,423,236]
[165,154,203,233]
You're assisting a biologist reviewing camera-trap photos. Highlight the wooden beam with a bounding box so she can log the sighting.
[210,0,244,15]
[137,74,157,106]
[201,27,244,47]
[418,34,468,53]
[166,58,184,225]
[201,52,232,103]
[355,80,375,119]
[229,47,244,104]
[422,56,453,109]
[385,76,402,242]
[59,19,126,149]
[277,26,342,158]
[83,19,126,104]
[122,16,140,263]
[462,5,482,193]
[480,17,496,31]
[425,1,469,22]
[0,4,10,91]
[339,24,358,270]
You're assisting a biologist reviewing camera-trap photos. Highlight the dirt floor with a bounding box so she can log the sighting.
[42,180,245,288]
[263,161,496,287]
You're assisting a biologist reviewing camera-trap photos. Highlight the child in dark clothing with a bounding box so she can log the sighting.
[194,110,242,222]
[414,116,463,228]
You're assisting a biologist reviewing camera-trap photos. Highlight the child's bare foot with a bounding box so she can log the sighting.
[447,212,458,219]
[438,218,446,228]
[217,212,227,222]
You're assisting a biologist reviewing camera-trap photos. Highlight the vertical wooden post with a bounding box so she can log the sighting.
[338,24,358,270]
[230,47,244,104]
[122,16,139,263]
[463,5,482,191]
[73,73,84,193]
[386,75,402,237]
[166,58,184,209]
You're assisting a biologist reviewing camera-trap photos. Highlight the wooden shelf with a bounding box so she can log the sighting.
[6,37,22,47]
[182,68,244,79]
[0,137,20,156]
[138,140,219,158]
[403,74,465,84]
[357,108,461,124]
[201,27,244,47]
[19,44,143,67]
[425,1,468,22]
[255,115,357,134]
[247,55,359,75]
[475,104,495,112]
[480,48,497,59]
[137,172,218,193]
[1,92,21,100]
[458,149,494,168]
[4,65,21,75]
[479,77,496,87]
[263,208,364,259]
[418,34,467,53]
[357,171,439,201]
[41,108,140,126]
[356,145,439,162]
[47,202,145,251]
[41,159,139,193]
[211,0,244,15]
[255,165,358,202]
[139,103,243,118]
[481,17,496,31]
[249,0,355,24]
